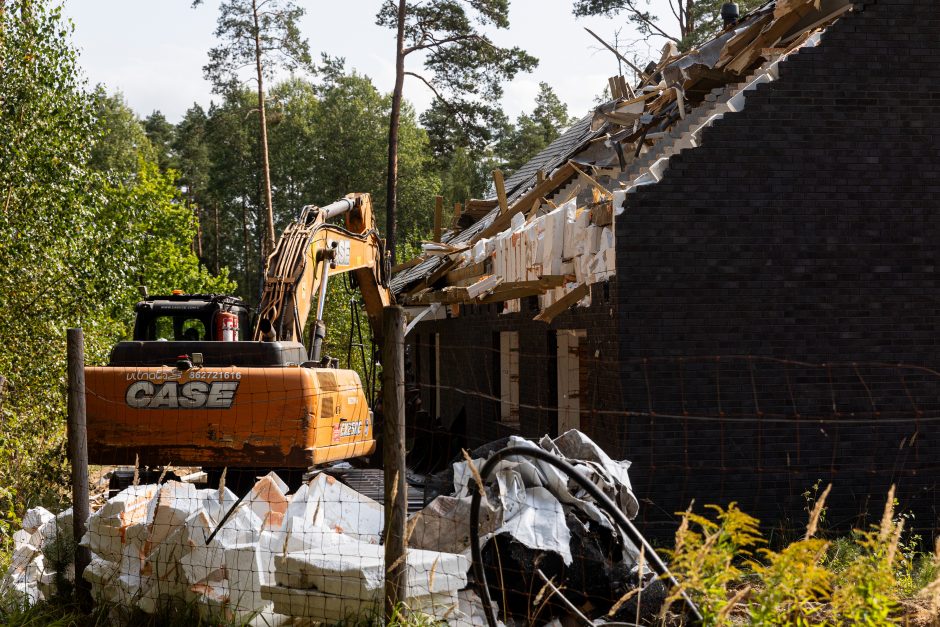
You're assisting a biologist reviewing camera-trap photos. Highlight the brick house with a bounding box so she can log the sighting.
[393,0,940,538]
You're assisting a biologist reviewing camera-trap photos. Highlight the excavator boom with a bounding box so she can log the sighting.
[255,193,391,358]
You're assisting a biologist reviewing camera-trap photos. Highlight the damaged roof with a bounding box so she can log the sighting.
[392,0,856,321]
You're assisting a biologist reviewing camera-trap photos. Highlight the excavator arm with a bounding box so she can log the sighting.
[253,193,393,359]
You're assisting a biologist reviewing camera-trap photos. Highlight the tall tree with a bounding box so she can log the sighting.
[88,89,156,179]
[498,82,575,174]
[376,0,537,264]
[419,99,506,207]
[174,104,212,258]
[193,0,313,260]
[0,0,232,535]
[143,110,176,171]
[573,0,765,52]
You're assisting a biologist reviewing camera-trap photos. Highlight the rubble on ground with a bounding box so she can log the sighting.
[1,472,469,625]
[2,429,648,624]
[409,429,658,623]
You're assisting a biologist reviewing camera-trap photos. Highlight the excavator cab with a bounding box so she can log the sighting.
[132,294,251,342]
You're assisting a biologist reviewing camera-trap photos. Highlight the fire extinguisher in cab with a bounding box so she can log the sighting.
[216,311,238,341]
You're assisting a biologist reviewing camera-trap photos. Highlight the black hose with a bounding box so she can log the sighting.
[468,446,703,627]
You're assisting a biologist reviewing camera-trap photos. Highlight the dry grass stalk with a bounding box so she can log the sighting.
[461,449,486,497]
[428,554,440,592]
[716,585,751,623]
[217,467,227,505]
[879,484,896,543]
[805,482,832,540]
[886,517,905,567]
[157,463,173,485]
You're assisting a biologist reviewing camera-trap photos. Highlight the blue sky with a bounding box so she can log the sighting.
[61,0,677,123]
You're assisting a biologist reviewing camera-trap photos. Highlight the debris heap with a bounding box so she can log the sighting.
[2,473,470,625]
[3,430,647,624]
[409,430,659,623]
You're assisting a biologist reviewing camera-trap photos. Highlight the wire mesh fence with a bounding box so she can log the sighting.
[4,335,940,625]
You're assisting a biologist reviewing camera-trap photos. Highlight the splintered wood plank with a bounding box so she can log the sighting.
[473,162,576,243]
[433,195,443,242]
[444,261,487,285]
[534,284,590,324]
[493,169,509,216]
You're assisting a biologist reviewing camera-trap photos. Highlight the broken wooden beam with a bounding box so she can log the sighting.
[433,196,443,242]
[534,284,590,323]
[473,162,576,243]
[493,169,509,216]
[444,261,486,285]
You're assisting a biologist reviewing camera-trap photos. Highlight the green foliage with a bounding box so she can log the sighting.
[195,0,314,95]
[572,0,766,53]
[88,89,157,178]
[143,110,177,172]
[660,488,940,626]
[498,82,576,174]
[419,101,503,206]
[749,538,832,625]
[376,0,537,150]
[829,493,903,624]
[661,503,763,624]
[0,0,233,552]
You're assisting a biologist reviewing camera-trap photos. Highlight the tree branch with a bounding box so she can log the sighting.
[583,27,651,82]
[404,70,448,102]
[623,0,680,43]
[403,32,480,55]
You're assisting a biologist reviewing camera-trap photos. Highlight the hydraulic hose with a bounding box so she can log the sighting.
[468,446,703,627]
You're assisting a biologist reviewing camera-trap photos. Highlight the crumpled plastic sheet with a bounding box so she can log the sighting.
[421,429,641,569]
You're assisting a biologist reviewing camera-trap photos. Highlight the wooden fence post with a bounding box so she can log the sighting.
[67,328,91,605]
[382,306,407,620]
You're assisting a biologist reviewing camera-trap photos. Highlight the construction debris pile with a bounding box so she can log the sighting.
[2,430,653,624]
[410,430,659,623]
[392,0,854,323]
[2,473,469,625]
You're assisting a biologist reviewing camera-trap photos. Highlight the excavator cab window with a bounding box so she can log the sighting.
[146,315,209,341]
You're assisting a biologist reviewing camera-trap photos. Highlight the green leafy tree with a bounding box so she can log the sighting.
[419,99,506,207]
[203,90,262,300]
[0,2,121,539]
[573,0,765,53]
[88,89,156,178]
[376,0,538,263]
[173,104,212,259]
[498,82,576,174]
[0,1,234,548]
[143,110,176,171]
[193,0,314,261]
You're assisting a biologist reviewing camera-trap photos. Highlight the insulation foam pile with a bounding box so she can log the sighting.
[1,472,472,625]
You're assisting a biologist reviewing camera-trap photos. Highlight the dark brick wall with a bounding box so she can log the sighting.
[616,0,940,537]
[411,0,940,540]
[410,281,621,449]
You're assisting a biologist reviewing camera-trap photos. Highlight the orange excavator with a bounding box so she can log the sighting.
[84,193,393,484]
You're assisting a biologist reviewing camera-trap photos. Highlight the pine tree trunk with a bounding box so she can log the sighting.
[252,0,276,265]
[214,203,221,275]
[194,199,203,258]
[384,0,407,266]
[242,198,252,301]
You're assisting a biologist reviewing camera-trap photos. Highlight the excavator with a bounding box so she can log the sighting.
[84,193,393,490]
